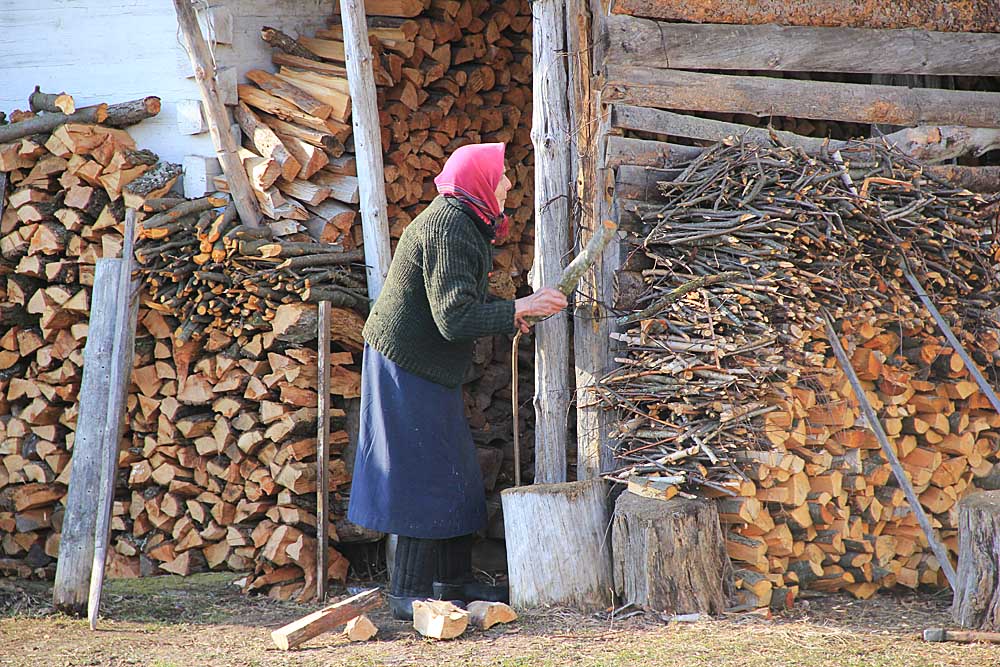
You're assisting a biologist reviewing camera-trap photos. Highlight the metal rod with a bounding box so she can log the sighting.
[821,310,958,590]
[901,262,1000,415]
[316,300,332,601]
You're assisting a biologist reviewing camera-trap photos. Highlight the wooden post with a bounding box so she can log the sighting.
[172,0,261,228]
[52,260,123,615]
[87,210,140,629]
[337,0,392,300]
[531,0,574,484]
[316,300,332,601]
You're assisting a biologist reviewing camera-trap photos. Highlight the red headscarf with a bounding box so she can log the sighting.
[434,142,510,242]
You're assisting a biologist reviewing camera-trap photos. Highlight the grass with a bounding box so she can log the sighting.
[2,574,999,667]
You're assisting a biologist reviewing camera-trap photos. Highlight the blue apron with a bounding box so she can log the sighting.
[347,344,487,538]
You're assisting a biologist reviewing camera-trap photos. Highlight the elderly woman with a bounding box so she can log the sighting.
[348,143,566,619]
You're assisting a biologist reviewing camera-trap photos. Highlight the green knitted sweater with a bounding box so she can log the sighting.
[363,196,516,388]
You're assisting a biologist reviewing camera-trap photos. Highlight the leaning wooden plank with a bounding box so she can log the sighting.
[608,0,1000,33]
[88,209,140,630]
[604,16,1000,76]
[603,67,1000,127]
[611,106,1000,163]
[270,588,381,650]
[821,310,958,590]
[173,0,261,227]
[0,104,107,144]
[52,260,121,615]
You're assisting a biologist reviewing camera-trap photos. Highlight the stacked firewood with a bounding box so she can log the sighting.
[601,138,1000,607]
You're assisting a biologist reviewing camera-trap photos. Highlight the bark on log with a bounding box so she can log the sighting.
[261,26,319,61]
[28,87,75,114]
[270,588,381,650]
[953,492,1000,629]
[501,479,613,610]
[603,66,1000,128]
[603,16,1000,76]
[102,97,162,128]
[0,105,108,144]
[611,493,733,614]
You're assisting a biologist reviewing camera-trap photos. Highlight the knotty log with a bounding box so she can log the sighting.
[953,492,1000,630]
[102,97,162,128]
[261,26,318,61]
[611,493,733,614]
[603,66,1000,127]
[603,16,1000,76]
[0,105,108,144]
[608,0,1000,32]
[270,588,381,650]
[501,479,613,610]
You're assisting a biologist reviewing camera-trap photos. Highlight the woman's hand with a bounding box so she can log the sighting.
[513,287,568,333]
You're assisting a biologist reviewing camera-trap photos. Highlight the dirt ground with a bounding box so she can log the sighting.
[1,574,998,667]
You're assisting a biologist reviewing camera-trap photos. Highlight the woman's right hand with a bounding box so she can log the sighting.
[513,287,568,333]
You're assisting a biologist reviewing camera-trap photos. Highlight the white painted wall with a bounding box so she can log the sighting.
[0,0,332,194]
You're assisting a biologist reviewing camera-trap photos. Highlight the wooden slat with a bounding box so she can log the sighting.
[604,66,1000,128]
[611,105,1000,163]
[604,16,1000,76]
[608,0,1000,33]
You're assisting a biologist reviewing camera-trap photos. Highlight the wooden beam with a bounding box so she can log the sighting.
[270,588,382,650]
[611,106,1000,163]
[603,16,1000,76]
[532,0,574,485]
[338,0,392,300]
[608,0,1000,33]
[173,0,261,227]
[53,260,122,615]
[316,300,331,602]
[603,66,1000,128]
[604,135,699,169]
[87,209,140,630]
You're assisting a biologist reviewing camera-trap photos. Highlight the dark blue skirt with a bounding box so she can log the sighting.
[347,344,486,539]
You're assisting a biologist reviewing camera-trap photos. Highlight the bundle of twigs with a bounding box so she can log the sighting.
[600,137,999,495]
[133,196,369,340]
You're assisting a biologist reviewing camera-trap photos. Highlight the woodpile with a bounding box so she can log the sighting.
[599,137,1000,608]
[0,94,368,599]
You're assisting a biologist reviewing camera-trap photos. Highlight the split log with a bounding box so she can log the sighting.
[412,599,469,639]
[343,614,378,641]
[270,588,381,650]
[611,493,733,614]
[466,601,517,629]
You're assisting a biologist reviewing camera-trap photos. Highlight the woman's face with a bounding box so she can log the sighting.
[494,172,513,210]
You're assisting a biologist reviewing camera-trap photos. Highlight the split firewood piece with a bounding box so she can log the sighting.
[466,601,517,630]
[343,614,378,642]
[270,588,382,650]
[412,600,469,640]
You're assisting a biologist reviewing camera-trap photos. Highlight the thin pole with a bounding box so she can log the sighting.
[900,262,1000,415]
[316,300,332,600]
[822,310,958,589]
[88,209,140,629]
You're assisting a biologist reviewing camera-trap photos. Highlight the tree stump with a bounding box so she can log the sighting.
[612,493,733,614]
[501,479,613,611]
[953,491,1000,629]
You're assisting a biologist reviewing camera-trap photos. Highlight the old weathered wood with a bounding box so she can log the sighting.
[52,260,121,615]
[338,0,391,300]
[608,0,1000,32]
[822,311,958,590]
[0,104,108,144]
[532,0,574,484]
[316,300,331,601]
[604,135,699,169]
[611,105,1000,164]
[173,0,261,228]
[604,16,1000,76]
[612,493,733,613]
[953,492,1000,630]
[603,66,1000,128]
[87,209,140,630]
[925,628,1000,644]
[501,479,613,610]
[270,588,381,650]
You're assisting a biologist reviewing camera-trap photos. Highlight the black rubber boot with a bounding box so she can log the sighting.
[390,536,437,621]
[432,534,510,603]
